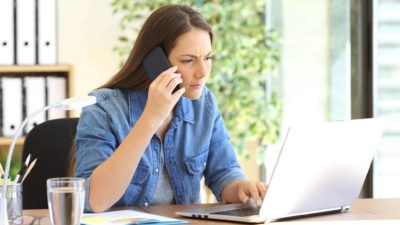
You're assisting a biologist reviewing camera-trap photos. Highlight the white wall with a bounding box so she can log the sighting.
[58,0,121,102]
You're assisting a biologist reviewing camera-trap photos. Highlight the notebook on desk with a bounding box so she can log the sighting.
[176,118,385,223]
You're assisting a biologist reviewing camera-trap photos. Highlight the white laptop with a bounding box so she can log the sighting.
[176,118,385,223]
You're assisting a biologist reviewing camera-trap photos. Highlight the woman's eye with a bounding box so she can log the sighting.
[181,59,193,63]
[206,56,215,61]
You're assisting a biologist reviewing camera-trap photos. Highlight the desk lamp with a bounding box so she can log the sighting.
[0,96,96,225]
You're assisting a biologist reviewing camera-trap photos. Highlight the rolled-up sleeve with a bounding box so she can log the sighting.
[74,97,117,212]
[203,94,246,202]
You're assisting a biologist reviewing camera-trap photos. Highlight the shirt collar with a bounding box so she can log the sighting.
[177,97,195,124]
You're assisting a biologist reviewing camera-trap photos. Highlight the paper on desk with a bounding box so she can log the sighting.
[81,209,189,225]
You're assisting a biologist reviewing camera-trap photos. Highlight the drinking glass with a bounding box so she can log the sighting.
[0,183,22,222]
[46,178,85,225]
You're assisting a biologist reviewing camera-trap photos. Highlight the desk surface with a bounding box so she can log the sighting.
[24,198,400,224]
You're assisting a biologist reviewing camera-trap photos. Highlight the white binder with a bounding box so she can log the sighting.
[38,0,58,64]
[1,77,23,137]
[16,0,36,65]
[24,76,46,133]
[0,0,14,65]
[47,76,66,119]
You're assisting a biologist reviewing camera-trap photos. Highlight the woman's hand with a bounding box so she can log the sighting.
[143,66,185,129]
[222,179,267,206]
[236,180,267,206]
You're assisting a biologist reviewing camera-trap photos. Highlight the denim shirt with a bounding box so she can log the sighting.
[74,87,246,212]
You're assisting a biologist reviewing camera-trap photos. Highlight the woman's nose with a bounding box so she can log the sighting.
[195,61,207,79]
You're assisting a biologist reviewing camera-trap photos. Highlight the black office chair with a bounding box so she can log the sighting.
[21,118,79,209]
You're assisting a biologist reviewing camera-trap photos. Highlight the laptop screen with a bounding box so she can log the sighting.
[260,118,385,220]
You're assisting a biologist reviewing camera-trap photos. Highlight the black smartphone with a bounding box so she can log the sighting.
[143,46,181,93]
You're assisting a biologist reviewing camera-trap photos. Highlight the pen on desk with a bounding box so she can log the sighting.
[14,154,31,183]
[20,158,37,183]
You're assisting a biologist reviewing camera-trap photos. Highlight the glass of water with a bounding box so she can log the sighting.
[46,178,85,225]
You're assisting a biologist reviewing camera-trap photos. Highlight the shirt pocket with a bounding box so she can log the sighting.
[184,150,209,202]
[121,164,150,206]
[130,164,150,184]
[185,150,209,175]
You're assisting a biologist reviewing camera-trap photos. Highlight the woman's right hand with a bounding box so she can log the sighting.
[143,66,186,129]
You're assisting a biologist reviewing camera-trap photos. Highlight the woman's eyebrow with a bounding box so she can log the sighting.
[179,51,213,57]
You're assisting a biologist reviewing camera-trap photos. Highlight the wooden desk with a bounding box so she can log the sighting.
[24,198,400,224]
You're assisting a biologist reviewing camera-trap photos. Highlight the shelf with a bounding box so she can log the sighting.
[0,65,72,73]
[0,137,25,148]
[0,65,73,150]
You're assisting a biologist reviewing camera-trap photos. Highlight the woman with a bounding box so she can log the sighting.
[75,4,266,213]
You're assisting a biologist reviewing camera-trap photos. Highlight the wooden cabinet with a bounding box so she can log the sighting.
[0,65,73,152]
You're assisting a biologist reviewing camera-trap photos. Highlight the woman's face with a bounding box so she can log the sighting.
[168,28,213,99]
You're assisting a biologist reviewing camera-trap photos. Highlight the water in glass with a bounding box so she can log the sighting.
[47,178,84,225]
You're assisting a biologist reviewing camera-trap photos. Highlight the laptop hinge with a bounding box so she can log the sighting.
[341,206,350,212]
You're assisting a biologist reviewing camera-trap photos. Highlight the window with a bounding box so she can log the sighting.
[373,0,400,197]
[268,0,400,197]
[266,0,352,179]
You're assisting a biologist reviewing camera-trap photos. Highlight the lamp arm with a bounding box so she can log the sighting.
[2,103,59,193]
[0,102,61,225]
[1,102,61,221]
[0,96,94,224]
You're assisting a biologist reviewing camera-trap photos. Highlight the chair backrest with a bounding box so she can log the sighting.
[21,118,79,209]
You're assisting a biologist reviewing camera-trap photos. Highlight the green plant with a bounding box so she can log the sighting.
[0,151,21,179]
[111,0,283,163]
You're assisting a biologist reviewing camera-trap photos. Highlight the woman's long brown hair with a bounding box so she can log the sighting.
[99,4,213,90]
[70,5,213,176]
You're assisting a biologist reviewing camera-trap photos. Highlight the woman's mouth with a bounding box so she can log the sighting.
[190,83,202,89]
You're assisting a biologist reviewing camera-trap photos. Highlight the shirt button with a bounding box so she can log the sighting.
[203,162,206,166]
[155,168,159,173]
[144,202,149,207]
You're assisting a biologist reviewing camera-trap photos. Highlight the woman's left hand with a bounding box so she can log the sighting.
[236,180,267,206]
[222,179,267,206]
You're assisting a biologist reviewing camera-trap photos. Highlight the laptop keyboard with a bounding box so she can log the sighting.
[210,206,261,217]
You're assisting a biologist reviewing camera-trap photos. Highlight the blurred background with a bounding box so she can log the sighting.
[0,0,400,201]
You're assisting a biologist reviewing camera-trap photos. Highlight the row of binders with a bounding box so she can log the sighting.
[0,0,58,65]
[0,75,66,137]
